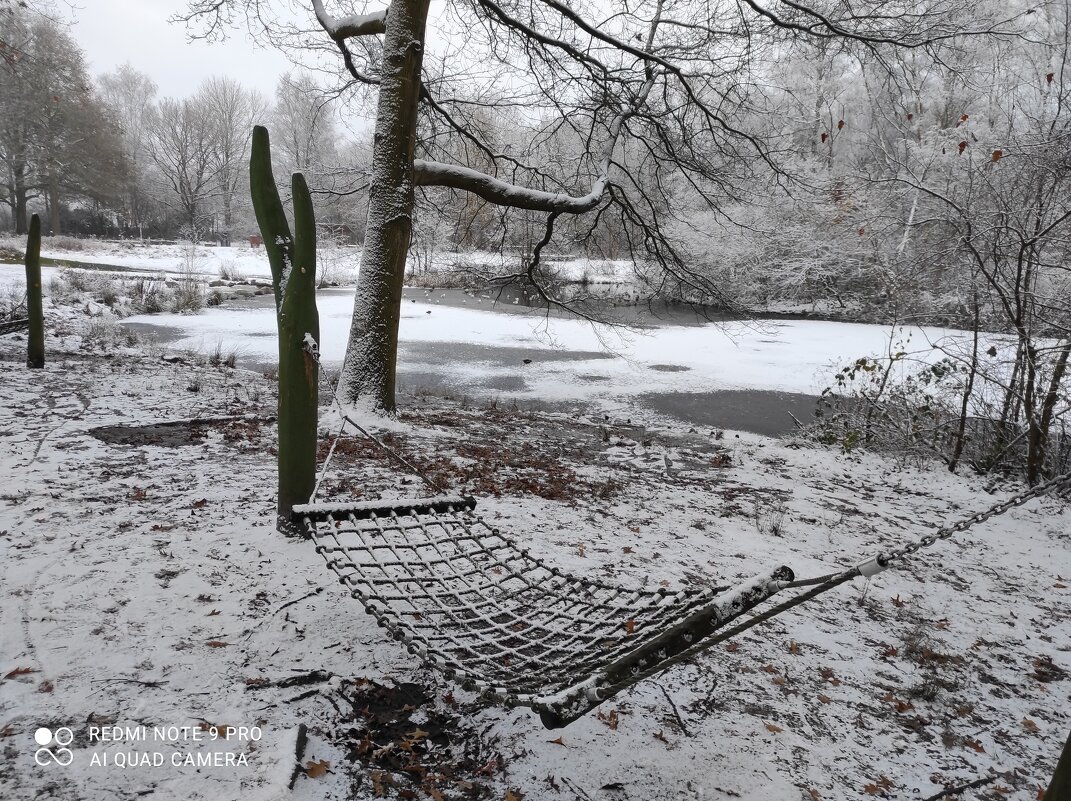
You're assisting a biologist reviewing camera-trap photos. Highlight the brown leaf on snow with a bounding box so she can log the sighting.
[725,642,740,653]
[37,680,54,693]
[819,667,840,685]
[505,790,526,801]
[760,663,779,674]
[787,641,801,655]
[206,609,221,616]
[808,789,822,801]
[1023,718,1040,733]
[3,667,38,681]
[817,693,832,704]
[653,729,668,743]
[765,722,784,733]
[623,619,636,635]
[192,498,208,509]
[548,736,567,747]
[965,738,986,753]
[864,775,894,794]
[304,759,330,778]
[881,646,898,658]
[597,709,619,730]
[891,594,905,608]
[206,640,230,648]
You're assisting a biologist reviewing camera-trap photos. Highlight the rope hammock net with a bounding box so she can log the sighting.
[294,494,793,728]
[294,346,1071,729]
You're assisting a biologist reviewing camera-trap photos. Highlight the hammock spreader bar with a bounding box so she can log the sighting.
[294,495,793,728]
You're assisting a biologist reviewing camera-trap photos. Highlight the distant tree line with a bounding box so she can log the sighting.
[0,7,363,243]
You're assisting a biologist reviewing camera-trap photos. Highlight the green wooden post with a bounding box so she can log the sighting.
[25,214,44,368]
[250,126,320,533]
[1045,731,1071,801]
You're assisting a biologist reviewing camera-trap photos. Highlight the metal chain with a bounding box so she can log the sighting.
[880,469,1071,564]
[303,341,447,497]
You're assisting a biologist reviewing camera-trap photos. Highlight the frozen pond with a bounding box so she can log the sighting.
[123,287,974,436]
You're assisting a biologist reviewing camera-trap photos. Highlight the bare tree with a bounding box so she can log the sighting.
[199,76,265,244]
[99,63,159,235]
[273,71,337,175]
[147,94,221,241]
[182,0,1024,412]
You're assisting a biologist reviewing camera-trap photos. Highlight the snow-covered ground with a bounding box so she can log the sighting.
[0,273,1068,801]
[0,237,634,289]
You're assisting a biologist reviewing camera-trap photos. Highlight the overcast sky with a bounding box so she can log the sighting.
[69,0,294,98]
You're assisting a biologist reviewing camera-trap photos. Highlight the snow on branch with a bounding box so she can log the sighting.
[413,160,606,213]
[312,0,386,39]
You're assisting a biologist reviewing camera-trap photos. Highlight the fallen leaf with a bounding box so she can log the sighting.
[192,498,207,509]
[761,663,779,674]
[1023,718,1040,733]
[305,759,330,778]
[505,790,526,801]
[808,789,822,801]
[1055,582,1067,589]
[965,738,986,753]
[37,680,54,693]
[206,609,221,617]
[653,729,668,742]
[881,646,898,658]
[992,150,1003,162]
[206,641,230,648]
[725,642,739,653]
[597,709,619,730]
[817,693,832,704]
[548,736,567,747]
[891,594,905,608]
[765,722,784,733]
[623,619,636,635]
[3,667,37,681]
[787,641,800,655]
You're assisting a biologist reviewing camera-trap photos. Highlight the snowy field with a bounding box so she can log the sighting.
[0,237,634,289]
[0,249,1069,801]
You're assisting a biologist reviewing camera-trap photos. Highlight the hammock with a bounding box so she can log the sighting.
[293,494,795,728]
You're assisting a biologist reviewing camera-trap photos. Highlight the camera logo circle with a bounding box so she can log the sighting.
[34,727,74,766]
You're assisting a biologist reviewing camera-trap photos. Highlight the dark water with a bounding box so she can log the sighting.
[641,390,818,436]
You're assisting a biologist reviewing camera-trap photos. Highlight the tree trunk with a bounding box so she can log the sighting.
[339,0,431,413]
[1045,730,1071,801]
[48,173,61,235]
[25,214,44,368]
[13,175,28,235]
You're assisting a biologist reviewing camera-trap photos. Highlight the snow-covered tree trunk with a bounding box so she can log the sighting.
[338,0,430,413]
